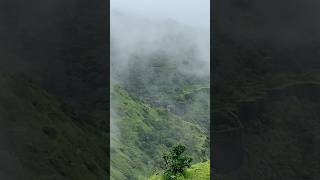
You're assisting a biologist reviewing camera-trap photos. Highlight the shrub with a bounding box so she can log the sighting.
[160,144,193,179]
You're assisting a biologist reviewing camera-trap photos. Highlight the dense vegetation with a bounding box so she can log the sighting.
[160,145,193,179]
[118,54,210,131]
[149,161,210,180]
[110,85,208,179]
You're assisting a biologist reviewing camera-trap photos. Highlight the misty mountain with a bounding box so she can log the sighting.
[111,12,210,129]
[110,12,210,179]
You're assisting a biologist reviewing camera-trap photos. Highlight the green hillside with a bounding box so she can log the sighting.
[110,85,209,179]
[113,51,210,131]
[149,161,210,180]
[0,73,108,179]
[110,15,210,179]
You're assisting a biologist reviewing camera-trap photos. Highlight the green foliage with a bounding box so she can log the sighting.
[115,53,210,131]
[160,145,192,179]
[149,161,210,180]
[110,35,209,179]
[110,85,208,179]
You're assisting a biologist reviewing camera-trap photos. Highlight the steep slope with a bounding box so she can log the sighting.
[111,12,210,179]
[110,85,209,179]
[0,73,108,180]
[113,53,210,131]
[111,12,210,132]
[149,161,210,180]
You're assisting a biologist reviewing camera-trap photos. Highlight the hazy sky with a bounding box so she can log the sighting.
[111,0,210,28]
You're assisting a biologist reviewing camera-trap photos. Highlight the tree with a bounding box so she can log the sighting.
[160,144,193,179]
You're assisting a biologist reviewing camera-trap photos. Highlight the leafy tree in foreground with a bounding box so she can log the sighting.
[160,144,193,179]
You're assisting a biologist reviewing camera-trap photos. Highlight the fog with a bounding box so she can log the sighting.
[110,0,210,81]
[111,0,210,28]
[110,1,210,154]
[110,11,210,79]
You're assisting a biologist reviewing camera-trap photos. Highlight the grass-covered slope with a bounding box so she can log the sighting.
[110,85,209,180]
[0,73,108,180]
[149,161,210,180]
[113,53,210,131]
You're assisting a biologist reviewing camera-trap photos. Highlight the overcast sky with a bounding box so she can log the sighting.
[110,0,210,28]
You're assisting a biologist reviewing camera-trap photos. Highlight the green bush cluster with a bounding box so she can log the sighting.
[160,145,192,180]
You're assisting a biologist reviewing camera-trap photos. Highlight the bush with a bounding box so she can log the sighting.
[160,144,193,179]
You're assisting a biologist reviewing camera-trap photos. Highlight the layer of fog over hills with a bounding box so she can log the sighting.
[111,11,210,128]
[111,11,210,79]
[110,11,210,179]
